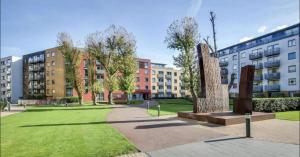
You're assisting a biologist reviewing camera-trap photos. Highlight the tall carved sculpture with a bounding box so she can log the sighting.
[196,44,229,113]
[234,65,255,114]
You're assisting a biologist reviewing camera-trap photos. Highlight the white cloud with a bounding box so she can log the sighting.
[257,25,267,33]
[271,24,288,32]
[186,0,203,17]
[239,36,252,43]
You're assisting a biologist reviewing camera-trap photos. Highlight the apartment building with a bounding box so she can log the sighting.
[0,56,23,103]
[133,58,151,100]
[151,63,188,98]
[217,23,300,96]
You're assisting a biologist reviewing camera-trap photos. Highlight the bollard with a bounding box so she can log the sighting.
[147,101,149,110]
[245,113,251,138]
[157,105,160,117]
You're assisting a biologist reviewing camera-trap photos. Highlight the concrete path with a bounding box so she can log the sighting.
[1,105,25,117]
[148,136,300,157]
[106,105,225,152]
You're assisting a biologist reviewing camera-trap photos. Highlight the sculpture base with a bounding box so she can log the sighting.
[178,111,275,125]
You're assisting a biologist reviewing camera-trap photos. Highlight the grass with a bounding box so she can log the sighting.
[148,99,192,116]
[129,100,144,105]
[1,105,137,157]
[276,111,300,121]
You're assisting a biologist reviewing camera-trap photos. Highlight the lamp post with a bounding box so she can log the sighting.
[245,113,251,138]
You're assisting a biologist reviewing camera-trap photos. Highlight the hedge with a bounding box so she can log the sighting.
[62,97,79,103]
[253,97,300,112]
[0,100,8,111]
[270,92,286,98]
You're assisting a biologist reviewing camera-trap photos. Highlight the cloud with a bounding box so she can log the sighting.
[186,0,203,17]
[239,36,252,42]
[271,24,287,32]
[257,25,267,33]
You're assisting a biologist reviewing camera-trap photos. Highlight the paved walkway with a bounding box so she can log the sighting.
[106,105,225,151]
[148,136,299,157]
[1,105,25,117]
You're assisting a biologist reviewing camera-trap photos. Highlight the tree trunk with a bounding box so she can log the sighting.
[78,94,83,106]
[92,90,96,105]
[108,91,113,105]
[126,92,130,104]
[188,65,199,113]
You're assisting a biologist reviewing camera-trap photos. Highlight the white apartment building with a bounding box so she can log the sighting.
[217,23,299,97]
[0,56,23,103]
[151,63,188,98]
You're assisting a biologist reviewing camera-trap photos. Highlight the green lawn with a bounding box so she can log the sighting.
[1,105,137,157]
[129,100,144,105]
[276,111,300,121]
[148,99,193,116]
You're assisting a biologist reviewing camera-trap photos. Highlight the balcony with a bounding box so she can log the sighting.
[96,69,105,73]
[165,75,172,79]
[6,86,11,90]
[264,48,280,57]
[221,79,228,84]
[264,84,280,92]
[165,82,172,86]
[166,89,172,93]
[264,60,280,68]
[6,70,11,74]
[158,89,164,93]
[253,75,263,81]
[158,74,164,78]
[180,89,186,93]
[254,63,263,70]
[219,61,228,67]
[253,85,263,92]
[264,72,280,80]
[249,52,263,60]
[221,68,228,75]
[157,82,164,86]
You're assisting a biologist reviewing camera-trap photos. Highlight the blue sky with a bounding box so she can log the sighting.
[1,0,299,66]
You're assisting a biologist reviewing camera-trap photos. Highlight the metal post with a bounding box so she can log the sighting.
[245,113,251,137]
[7,100,11,112]
[157,105,160,117]
[147,101,149,110]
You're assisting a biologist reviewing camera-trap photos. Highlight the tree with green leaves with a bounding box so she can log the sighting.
[57,32,84,105]
[86,25,136,104]
[119,54,138,104]
[165,17,200,113]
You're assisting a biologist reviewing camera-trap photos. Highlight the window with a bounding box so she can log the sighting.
[145,86,148,90]
[135,85,140,89]
[144,63,148,68]
[145,69,148,74]
[46,53,50,57]
[152,70,156,75]
[174,79,177,83]
[288,39,296,47]
[52,80,55,84]
[51,61,55,66]
[174,72,177,76]
[145,78,149,82]
[288,65,296,73]
[47,62,50,66]
[288,52,296,60]
[241,52,246,58]
[51,70,55,76]
[47,80,50,85]
[152,86,156,90]
[52,90,56,94]
[51,52,55,57]
[174,86,177,91]
[232,55,237,60]
[288,78,296,85]
[233,64,238,70]
[136,77,140,82]
[152,78,156,83]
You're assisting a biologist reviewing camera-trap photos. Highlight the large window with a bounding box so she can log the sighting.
[288,78,296,85]
[241,52,246,58]
[288,39,296,47]
[232,55,237,60]
[288,52,296,60]
[288,65,296,73]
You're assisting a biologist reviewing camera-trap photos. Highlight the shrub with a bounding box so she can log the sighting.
[294,92,300,97]
[0,100,8,111]
[253,97,300,112]
[253,93,265,98]
[62,97,79,103]
[270,92,286,98]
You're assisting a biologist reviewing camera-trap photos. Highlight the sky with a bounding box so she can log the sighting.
[1,0,299,67]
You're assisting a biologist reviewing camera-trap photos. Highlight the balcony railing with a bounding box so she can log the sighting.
[253,85,263,92]
[221,79,228,84]
[264,72,280,80]
[264,48,280,57]
[166,89,172,93]
[264,60,280,68]
[165,75,172,79]
[158,89,164,93]
[264,84,280,91]
[219,61,228,67]
[254,75,263,81]
[249,52,263,60]
[221,69,228,75]
[165,82,172,86]
[158,74,164,78]
[254,63,263,70]
[157,82,164,86]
